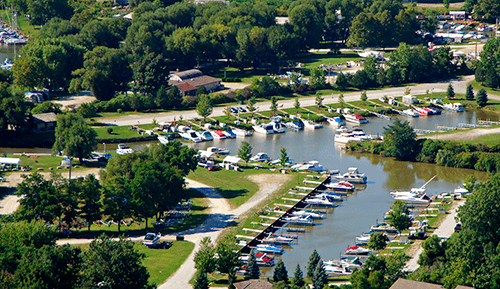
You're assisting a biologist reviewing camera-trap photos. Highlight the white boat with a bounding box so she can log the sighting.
[1,59,13,70]
[343,114,368,124]
[454,186,469,194]
[211,130,226,139]
[200,131,214,141]
[324,181,355,191]
[250,152,271,162]
[304,198,338,207]
[355,235,370,245]
[327,117,345,127]
[285,121,304,130]
[179,130,203,143]
[232,128,252,137]
[253,123,275,134]
[303,120,323,129]
[336,126,348,133]
[239,253,275,266]
[334,132,364,144]
[324,263,353,277]
[256,244,284,254]
[370,223,399,233]
[272,121,286,133]
[334,167,367,184]
[207,147,230,155]
[4,38,28,45]
[157,135,169,145]
[394,194,431,205]
[401,109,419,117]
[344,245,372,255]
[116,144,133,155]
[262,234,294,245]
[442,103,464,112]
[283,214,315,225]
[315,192,343,202]
[291,210,325,219]
[390,175,436,197]
[339,256,364,270]
[291,160,324,172]
[357,50,383,58]
[223,130,236,139]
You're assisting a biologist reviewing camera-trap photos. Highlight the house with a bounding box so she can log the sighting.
[32,112,57,131]
[402,94,418,105]
[168,69,222,97]
[25,91,46,103]
[390,278,473,289]
[234,279,273,289]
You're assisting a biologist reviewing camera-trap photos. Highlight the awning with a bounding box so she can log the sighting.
[223,156,241,164]
[199,150,215,158]
[0,157,21,165]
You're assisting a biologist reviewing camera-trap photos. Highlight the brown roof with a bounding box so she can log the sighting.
[33,112,57,123]
[174,82,197,92]
[168,75,221,89]
[390,279,444,289]
[234,279,273,289]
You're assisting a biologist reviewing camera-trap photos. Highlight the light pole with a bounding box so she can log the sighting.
[103,142,106,153]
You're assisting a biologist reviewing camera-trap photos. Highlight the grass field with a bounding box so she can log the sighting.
[470,80,500,97]
[464,132,500,146]
[93,124,158,141]
[295,51,362,70]
[1,154,101,173]
[0,10,41,37]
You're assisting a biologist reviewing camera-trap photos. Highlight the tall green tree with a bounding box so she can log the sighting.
[307,249,321,278]
[292,264,305,288]
[81,234,151,289]
[79,174,102,232]
[360,91,367,101]
[447,83,455,99]
[418,235,447,266]
[247,96,257,116]
[312,260,327,289]
[194,237,217,274]
[238,141,253,165]
[279,147,289,167]
[132,52,169,95]
[194,269,210,289]
[294,98,301,111]
[382,119,418,161]
[289,4,323,49]
[367,232,389,251]
[339,93,345,106]
[244,249,260,280]
[310,68,326,88]
[53,113,97,164]
[476,38,500,88]
[270,96,278,114]
[196,95,213,122]
[465,84,475,100]
[0,85,28,133]
[28,0,73,25]
[15,173,59,223]
[101,176,132,233]
[386,200,413,232]
[273,259,289,283]
[315,94,324,108]
[477,88,488,107]
[216,235,241,288]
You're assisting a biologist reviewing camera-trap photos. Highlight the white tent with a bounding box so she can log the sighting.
[0,157,21,169]
[222,156,241,164]
[199,150,215,159]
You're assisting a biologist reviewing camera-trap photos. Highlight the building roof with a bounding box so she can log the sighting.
[174,82,197,92]
[390,279,444,289]
[169,75,221,89]
[171,69,204,80]
[33,112,57,123]
[223,155,241,164]
[0,157,21,165]
[234,279,273,289]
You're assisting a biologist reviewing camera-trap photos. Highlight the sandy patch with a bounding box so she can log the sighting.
[53,92,96,109]
[423,127,500,141]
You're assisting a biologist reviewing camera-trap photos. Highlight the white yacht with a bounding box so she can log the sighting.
[327,117,345,127]
[272,121,286,133]
[291,160,324,172]
[179,130,203,143]
[334,132,363,144]
[343,114,368,124]
[157,135,169,145]
[200,131,214,141]
[250,152,271,162]
[253,123,275,134]
[232,128,253,137]
[334,167,367,184]
[394,194,431,205]
[303,120,323,129]
[116,144,133,155]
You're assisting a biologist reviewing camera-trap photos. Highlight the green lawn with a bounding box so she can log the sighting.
[94,124,158,141]
[470,80,500,97]
[464,132,500,146]
[1,154,101,173]
[295,51,362,70]
[135,241,195,286]
[0,10,42,37]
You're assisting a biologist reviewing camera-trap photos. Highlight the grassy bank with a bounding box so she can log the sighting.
[1,154,99,173]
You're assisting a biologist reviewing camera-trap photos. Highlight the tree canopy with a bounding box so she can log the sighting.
[53,113,97,163]
[382,119,418,161]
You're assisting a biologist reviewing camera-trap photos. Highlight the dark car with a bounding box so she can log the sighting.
[454,223,462,233]
[238,107,247,112]
[230,107,238,113]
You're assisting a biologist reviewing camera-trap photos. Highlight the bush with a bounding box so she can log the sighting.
[107,127,113,134]
[117,108,122,113]
[222,77,242,82]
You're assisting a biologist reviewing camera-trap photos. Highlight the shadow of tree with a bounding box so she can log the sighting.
[217,188,248,200]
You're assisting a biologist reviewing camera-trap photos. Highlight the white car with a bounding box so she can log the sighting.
[250,152,271,162]
[0,176,6,182]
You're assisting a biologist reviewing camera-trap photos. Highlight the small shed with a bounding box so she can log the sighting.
[402,94,417,104]
[222,156,241,165]
[0,157,21,169]
[33,112,57,131]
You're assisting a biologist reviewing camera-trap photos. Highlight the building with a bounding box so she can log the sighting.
[390,278,473,289]
[32,112,57,131]
[0,157,21,169]
[449,11,467,20]
[234,279,273,289]
[402,94,418,105]
[168,69,222,97]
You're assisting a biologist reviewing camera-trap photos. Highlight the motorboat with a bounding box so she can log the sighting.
[324,263,353,277]
[340,256,364,270]
[283,214,315,225]
[272,120,286,133]
[253,123,275,134]
[343,114,368,124]
[344,245,372,255]
[401,109,419,117]
[334,167,367,184]
[427,107,441,115]
[413,106,429,116]
[390,175,436,198]
[303,120,323,129]
[315,192,343,202]
[157,135,169,145]
[303,198,338,207]
[232,128,253,137]
[207,147,230,155]
[179,130,203,143]
[262,234,294,245]
[239,253,275,266]
[370,223,399,233]
[285,121,304,130]
[324,181,355,191]
[116,144,133,155]
[327,117,345,127]
[1,59,13,70]
[211,130,226,139]
[291,209,325,219]
[355,235,370,246]
[291,160,324,172]
[454,186,469,194]
[223,130,236,139]
[334,132,363,144]
[442,103,464,112]
[250,152,271,162]
[336,126,349,133]
[256,244,284,254]
[200,131,214,141]
[143,232,161,247]
[394,193,431,205]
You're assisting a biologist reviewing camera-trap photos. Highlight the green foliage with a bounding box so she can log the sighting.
[78,174,102,231]
[216,235,241,287]
[338,94,345,106]
[53,113,97,163]
[446,84,455,99]
[292,264,305,288]
[273,259,289,283]
[0,86,28,132]
[315,94,324,108]
[367,232,389,251]
[27,0,74,25]
[279,147,289,167]
[349,253,407,289]
[238,141,253,165]
[252,77,280,99]
[360,91,367,101]
[310,68,326,89]
[477,88,488,107]
[194,269,210,289]
[196,95,213,121]
[294,98,300,110]
[133,52,170,95]
[382,119,417,161]
[312,260,327,289]
[418,235,447,266]
[464,175,476,193]
[245,249,260,280]
[270,96,278,114]
[386,200,412,232]
[307,249,320,278]
[476,38,500,88]
[194,237,217,274]
[247,96,257,115]
[465,84,474,100]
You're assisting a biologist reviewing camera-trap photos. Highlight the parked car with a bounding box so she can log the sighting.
[238,107,247,112]
[0,176,6,182]
[454,223,462,233]
[230,107,238,113]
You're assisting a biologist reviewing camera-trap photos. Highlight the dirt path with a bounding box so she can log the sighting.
[158,173,292,289]
[404,199,464,272]
[0,168,103,215]
[423,127,500,141]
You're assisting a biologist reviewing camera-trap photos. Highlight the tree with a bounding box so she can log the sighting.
[79,174,102,232]
[367,232,389,251]
[446,83,455,99]
[196,95,213,122]
[194,269,210,289]
[238,141,253,165]
[386,200,412,232]
[292,264,305,288]
[307,249,321,278]
[270,96,278,114]
[339,94,345,107]
[53,113,97,164]
[294,98,301,111]
[418,235,446,266]
[382,119,418,161]
[477,88,488,107]
[28,0,73,25]
[247,96,257,116]
[216,235,241,288]
[279,147,289,167]
[312,260,327,289]
[360,91,367,101]
[336,73,350,89]
[476,38,500,88]
[348,12,380,49]
[464,175,476,193]
[81,234,151,289]
[310,68,326,88]
[194,237,217,274]
[155,85,170,109]
[273,259,289,283]
[315,94,324,108]
[101,176,132,233]
[133,52,170,95]
[0,87,28,133]
[15,173,60,223]
[70,47,132,101]
[289,4,323,48]
[245,249,260,280]
[443,0,450,9]
[465,84,474,100]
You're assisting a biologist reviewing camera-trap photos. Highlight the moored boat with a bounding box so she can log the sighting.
[324,181,355,191]
[232,128,253,137]
[253,123,275,134]
[285,121,304,130]
[179,130,203,143]
[256,244,284,254]
[116,143,134,155]
[327,117,345,127]
[303,120,323,129]
[343,113,369,124]
[344,245,372,255]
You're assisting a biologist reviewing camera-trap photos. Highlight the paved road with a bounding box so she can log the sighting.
[97,75,482,127]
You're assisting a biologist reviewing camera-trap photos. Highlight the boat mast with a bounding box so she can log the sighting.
[419,175,437,189]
